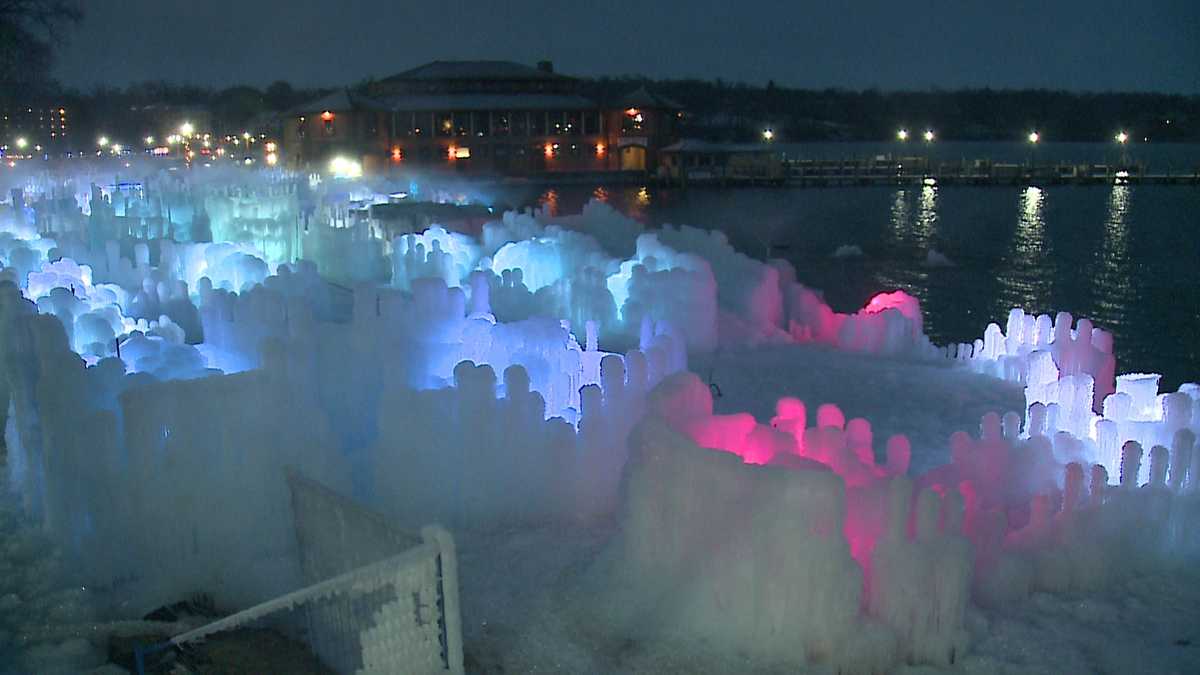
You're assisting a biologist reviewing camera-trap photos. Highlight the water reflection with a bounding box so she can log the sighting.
[592,186,610,203]
[1000,186,1048,311]
[1095,183,1131,317]
[538,188,559,216]
[889,189,910,240]
[635,186,651,206]
[916,185,938,243]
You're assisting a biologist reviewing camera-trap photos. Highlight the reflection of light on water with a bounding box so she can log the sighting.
[1095,183,1131,318]
[592,186,610,202]
[635,186,650,206]
[889,189,910,240]
[1002,186,1048,311]
[916,185,938,241]
[539,189,559,216]
[1021,186,1044,225]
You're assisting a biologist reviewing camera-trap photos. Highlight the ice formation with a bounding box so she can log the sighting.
[1,163,1198,673]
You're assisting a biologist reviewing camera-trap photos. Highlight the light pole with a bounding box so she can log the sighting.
[179,123,195,167]
[1115,131,1129,169]
[923,129,935,176]
[1027,131,1040,180]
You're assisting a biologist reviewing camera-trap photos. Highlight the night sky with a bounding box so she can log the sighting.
[55,0,1200,93]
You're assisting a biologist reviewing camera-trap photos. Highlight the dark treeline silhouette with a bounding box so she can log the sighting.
[21,76,1200,146]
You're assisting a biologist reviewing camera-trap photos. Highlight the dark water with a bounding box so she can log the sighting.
[524,157,1200,388]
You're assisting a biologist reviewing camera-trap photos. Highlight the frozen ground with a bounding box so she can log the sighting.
[454,527,1200,675]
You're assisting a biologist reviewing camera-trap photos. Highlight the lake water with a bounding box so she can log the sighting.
[512,143,1200,388]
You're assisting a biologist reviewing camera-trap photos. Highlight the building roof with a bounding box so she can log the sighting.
[288,89,391,115]
[661,139,776,154]
[620,85,684,110]
[383,93,597,112]
[382,60,571,83]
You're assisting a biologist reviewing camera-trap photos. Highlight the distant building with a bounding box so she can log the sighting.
[1,105,70,154]
[659,140,785,185]
[282,89,391,173]
[281,60,682,176]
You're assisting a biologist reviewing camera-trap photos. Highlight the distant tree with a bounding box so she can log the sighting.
[264,80,296,110]
[212,85,265,130]
[0,0,82,99]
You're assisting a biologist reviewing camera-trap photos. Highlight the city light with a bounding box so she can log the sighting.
[595,143,606,156]
[266,152,279,166]
[15,137,27,149]
[98,136,110,147]
[179,122,195,137]
[391,147,402,161]
[544,143,554,158]
[111,144,123,154]
[144,136,155,146]
[923,130,935,142]
[762,129,775,141]
[897,129,909,141]
[1028,131,1040,144]
[328,156,362,179]
[265,141,277,153]
[320,111,334,122]
[1115,131,1129,144]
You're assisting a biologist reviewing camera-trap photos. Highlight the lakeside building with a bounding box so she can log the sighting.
[1,105,70,156]
[283,61,683,176]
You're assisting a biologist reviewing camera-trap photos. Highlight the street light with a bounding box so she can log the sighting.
[896,129,909,141]
[98,136,110,147]
[180,122,195,138]
[762,129,774,141]
[1026,131,1040,179]
[923,129,935,142]
[15,137,27,150]
[145,136,155,146]
[1115,131,1130,168]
